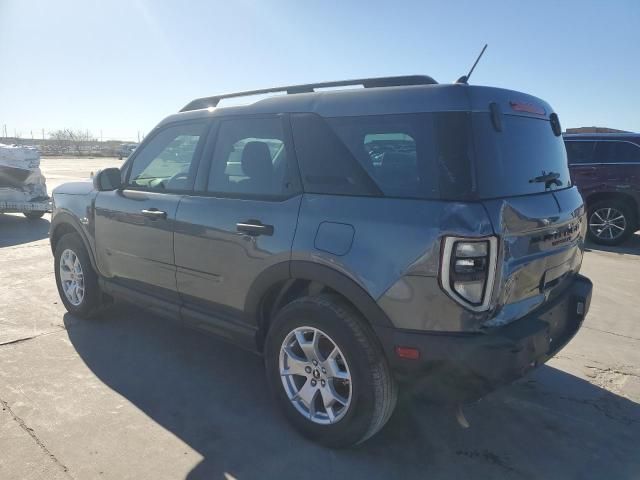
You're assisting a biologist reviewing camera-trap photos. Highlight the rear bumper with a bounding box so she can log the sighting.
[374,274,592,402]
[0,198,52,213]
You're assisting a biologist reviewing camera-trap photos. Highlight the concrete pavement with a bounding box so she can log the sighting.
[0,157,639,479]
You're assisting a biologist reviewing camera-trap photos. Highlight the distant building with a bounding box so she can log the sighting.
[565,126,631,134]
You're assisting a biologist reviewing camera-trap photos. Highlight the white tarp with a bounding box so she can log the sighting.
[0,143,48,202]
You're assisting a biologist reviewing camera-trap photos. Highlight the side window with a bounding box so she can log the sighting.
[291,113,443,199]
[612,142,640,163]
[290,113,382,197]
[128,122,207,191]
[207,117,289,196]
[363,133,418,194]
[330,118,426,197]
[565,141,596,164]
[591,141,640,164]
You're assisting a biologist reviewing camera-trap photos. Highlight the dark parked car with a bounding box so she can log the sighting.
[50,76,592,447]
[565,133,640,245]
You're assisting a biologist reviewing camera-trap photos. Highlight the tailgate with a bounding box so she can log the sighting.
[482,187,586,326]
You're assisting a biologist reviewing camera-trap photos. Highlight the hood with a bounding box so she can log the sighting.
[53,181,95,195]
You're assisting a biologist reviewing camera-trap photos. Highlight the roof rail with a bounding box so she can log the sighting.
[179,75,438,112]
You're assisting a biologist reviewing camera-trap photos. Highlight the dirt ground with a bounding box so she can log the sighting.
[0,157,639,480]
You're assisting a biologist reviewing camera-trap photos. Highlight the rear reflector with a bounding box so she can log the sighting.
[395,346,420,360]
[509,101,546,116]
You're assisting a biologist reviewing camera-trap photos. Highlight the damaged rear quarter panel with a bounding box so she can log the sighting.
[376,201,494,332]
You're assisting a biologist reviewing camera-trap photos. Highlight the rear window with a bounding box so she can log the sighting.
[472,114,571,198]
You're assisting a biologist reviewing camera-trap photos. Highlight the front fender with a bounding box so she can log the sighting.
[50,210,98,271]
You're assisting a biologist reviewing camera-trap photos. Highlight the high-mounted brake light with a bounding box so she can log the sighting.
[509,101,546,116]
[440,236,498,311]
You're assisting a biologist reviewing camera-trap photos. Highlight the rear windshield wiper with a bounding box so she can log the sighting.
[529,171,562,187]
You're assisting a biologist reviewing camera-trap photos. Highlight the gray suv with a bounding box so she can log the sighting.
[50,75,593,447]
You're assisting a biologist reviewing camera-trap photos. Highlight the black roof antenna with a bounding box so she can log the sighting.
[456,44,488,84]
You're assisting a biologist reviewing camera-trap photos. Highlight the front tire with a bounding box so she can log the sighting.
[54,232,100,318]
[24,211,45,220]
[587,200,636,246]
[265,294,397,448]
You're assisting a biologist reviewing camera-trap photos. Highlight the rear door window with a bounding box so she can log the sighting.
[207,117,291,197]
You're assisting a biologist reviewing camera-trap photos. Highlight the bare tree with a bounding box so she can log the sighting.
[48,129,95,155]
[48,129,72,154]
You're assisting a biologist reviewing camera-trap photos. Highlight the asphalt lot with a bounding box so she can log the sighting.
[1,157,639,479]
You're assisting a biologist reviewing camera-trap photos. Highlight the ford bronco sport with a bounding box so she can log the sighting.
[50,75,593,447]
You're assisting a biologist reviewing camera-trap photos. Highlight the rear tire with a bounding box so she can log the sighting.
[24,211,45,220]
[264,294,397,448]
[587,200,636,246]
[54,232,100,318]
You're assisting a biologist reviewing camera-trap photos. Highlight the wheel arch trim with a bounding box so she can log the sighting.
[244,260,394,331]
[50,212,98,271]
[586,190,638,210]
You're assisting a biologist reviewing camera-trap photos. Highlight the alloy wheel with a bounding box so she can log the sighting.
[59,249,85,306]
[279,326,352,425]
[589,207,627,241]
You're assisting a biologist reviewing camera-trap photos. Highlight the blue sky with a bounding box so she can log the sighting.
[0,0,638,141]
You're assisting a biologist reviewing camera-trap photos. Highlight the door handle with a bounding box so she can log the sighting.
[236,220,274,236]
[141,208,167,220]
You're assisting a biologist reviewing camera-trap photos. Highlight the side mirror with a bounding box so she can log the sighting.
[93,168,123,191]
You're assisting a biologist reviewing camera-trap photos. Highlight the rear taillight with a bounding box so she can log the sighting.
[440,236,498,311]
